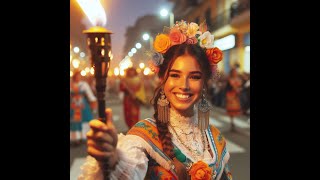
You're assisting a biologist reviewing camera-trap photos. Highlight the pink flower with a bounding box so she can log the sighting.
[169,27,187,45]
[186,37,198,44]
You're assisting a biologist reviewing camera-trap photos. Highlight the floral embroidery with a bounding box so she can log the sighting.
[217,133,223,144]
[134,121,159,140]
[149,169,163,180]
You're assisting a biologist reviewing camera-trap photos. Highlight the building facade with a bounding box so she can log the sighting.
[169,0,250,74]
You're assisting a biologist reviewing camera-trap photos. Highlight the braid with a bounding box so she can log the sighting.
[152,86,188,178]
[152,86,175,159]
[157,121,175,159]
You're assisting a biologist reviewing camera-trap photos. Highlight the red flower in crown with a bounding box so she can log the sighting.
[206,47,223,65]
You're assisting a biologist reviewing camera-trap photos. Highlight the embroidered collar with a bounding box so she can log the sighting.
[169,108,197,134]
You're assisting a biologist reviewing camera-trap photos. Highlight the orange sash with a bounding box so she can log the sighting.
[127,119,178,179]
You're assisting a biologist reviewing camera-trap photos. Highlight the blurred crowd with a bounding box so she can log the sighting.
[70,67,250,146]
[74,67,250,117]
[103,67,250,117]
[207,69,250,116]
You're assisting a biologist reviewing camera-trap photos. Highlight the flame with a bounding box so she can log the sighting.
[76,0,107,26]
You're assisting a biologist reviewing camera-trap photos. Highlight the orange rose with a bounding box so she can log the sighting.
[188,161,212,180]
[153,34,171,53]
[206,47,223,64]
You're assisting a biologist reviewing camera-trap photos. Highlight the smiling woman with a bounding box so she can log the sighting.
[78,20,232,180]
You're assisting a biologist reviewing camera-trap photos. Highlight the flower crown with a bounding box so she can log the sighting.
[148,20,223,78]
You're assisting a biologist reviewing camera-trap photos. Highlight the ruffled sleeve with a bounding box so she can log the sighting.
[78,133,149,180]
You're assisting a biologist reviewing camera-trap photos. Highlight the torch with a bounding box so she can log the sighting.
[83,26,112,123]
[76,0,112,123]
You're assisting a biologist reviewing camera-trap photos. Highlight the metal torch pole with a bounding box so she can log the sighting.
[83,26,113,123]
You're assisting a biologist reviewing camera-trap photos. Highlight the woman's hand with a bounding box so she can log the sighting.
[86,108,119,169]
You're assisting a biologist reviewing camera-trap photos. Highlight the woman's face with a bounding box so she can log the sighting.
[164,54,204,116]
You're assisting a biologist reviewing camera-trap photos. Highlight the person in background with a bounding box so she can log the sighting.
[119,67,146,128]
[225,67,243,131]
[70,70,97,146]
[240,72,250,116]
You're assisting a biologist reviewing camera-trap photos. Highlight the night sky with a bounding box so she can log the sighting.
[70,0,173,68]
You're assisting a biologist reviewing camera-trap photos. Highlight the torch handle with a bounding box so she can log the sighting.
[97,99,106,123]
[96,76,107,123]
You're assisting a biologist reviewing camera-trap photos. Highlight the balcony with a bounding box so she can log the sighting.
[229,1,250,28]
[230,1,250,19]
[209,2,250,32]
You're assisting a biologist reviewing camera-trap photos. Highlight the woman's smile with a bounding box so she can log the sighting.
[173,92,193,101]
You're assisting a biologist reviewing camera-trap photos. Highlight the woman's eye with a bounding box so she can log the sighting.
[169,73,180,78]
[190,75,201,80]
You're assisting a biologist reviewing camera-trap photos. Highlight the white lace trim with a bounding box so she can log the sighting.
[169,107,214,164]
[169,108,196,134]
[109,148,147,180]
[78,156,103,180]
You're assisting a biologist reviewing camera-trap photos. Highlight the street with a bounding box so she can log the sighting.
[70,95,250,180]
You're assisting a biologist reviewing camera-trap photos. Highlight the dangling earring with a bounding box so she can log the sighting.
[198,88,211,131]
[157,89,170,123]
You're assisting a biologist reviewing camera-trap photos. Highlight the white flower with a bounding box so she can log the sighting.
[198,31,215,49]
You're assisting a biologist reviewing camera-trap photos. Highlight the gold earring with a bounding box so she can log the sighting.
[157,89,170,123]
